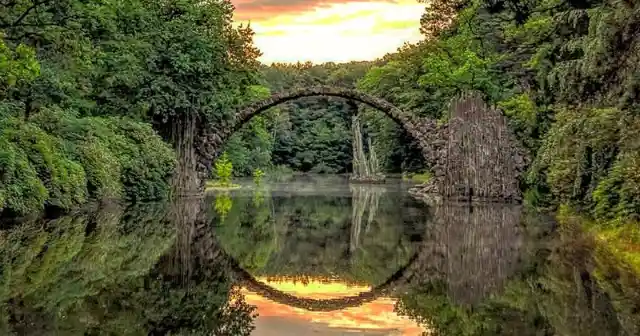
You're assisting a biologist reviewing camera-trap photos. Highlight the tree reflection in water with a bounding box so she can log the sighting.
[396,204,640,336]
[0,200,256,336]
[2,185,640,336]
[349,184,383,254]
[211,182,428,286]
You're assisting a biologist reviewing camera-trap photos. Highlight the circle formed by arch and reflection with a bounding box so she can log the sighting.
[191,202,526,311]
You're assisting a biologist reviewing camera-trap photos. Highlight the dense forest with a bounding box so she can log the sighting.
[1,0,639,224]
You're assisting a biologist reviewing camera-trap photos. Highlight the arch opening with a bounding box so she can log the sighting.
[194,87,527,202]
[222,86,424,142]
[196,86,443,192]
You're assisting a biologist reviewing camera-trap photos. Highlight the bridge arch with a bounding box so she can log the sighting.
[195,87,528,201]
[196,86,445,195]
[219,241,440,312]
[186,216,447,312]
[218,86,431,145]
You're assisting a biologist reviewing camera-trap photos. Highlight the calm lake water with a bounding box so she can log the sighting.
[1,175,639,335]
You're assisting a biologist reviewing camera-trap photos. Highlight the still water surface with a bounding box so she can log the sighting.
[1,175,639,335]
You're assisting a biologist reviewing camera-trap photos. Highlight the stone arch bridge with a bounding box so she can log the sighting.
[195,86,528,202]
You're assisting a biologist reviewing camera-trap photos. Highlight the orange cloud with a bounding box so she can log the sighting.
[232,0,396,21]
[232,0,425,63]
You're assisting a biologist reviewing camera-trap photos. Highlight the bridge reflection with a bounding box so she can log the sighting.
[167,198,526,312]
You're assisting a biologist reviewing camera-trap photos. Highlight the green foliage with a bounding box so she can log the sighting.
[225,114,274,176]
[0,109,175,216]
[482,0,639,221]
[0,127,48,215]
[0,35,39,98]
[253,169,265,185]
[529,107,639,220]
[0,117,86,214]
[214,192,233,221]
[497,93,548,151]
[591,116,640,221]
[353,0,640,221]
[102,118,176,201]
[403,171,433,183]
[0,0,260,214]
[214,153,234,187]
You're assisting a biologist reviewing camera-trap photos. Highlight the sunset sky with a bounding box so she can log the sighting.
[231,0,426,64]
[241,277,425,335]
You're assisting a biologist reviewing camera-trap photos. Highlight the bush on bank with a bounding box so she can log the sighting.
[0,111,176,217]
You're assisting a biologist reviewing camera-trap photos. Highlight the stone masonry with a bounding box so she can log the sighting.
[195,86,528,202]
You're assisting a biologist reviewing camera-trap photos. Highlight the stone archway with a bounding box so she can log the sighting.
[229,251,428,312]
[195,87,528,202]
[222,86,428,140]
[196,86,445,188]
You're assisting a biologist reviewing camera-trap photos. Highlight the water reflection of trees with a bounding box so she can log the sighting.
[424,203,524,305]
[201,200,526,313]
[3,196,639,335]
[210,186,428,286]
[396,206,640,336]
[0,201,256,335]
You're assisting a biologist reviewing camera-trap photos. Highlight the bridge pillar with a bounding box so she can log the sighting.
[410,92,529,203]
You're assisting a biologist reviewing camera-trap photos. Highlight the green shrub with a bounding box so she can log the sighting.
[253,168,265,185]
[592,116,640,221]
[0,35,40,96]
[529,107,640,221]
[77,140,123,199]
[108,118,176,201]
[215,152,234,187]
[530,108,621,205]
[0,136,48,215]
[0,118,87,213]
[33,110,176,202]
[0,109,176,216]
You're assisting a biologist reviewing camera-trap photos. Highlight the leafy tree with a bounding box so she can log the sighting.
[0,0,263,214]
[0,34,39,101]
[355,0,640,221]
